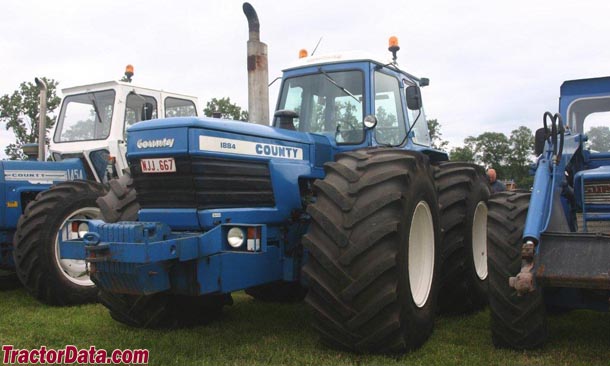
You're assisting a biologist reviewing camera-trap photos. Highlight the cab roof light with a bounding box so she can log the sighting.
[299,49,308,59]
[388,36,400,63]
[124,64,134,83]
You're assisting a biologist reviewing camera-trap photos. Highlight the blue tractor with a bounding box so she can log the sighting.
[59,3,491,352]
[1,74,199,305]
[488,76,610,349]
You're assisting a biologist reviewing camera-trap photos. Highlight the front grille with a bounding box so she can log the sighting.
[130,156,275,209]
[583,181,610,205]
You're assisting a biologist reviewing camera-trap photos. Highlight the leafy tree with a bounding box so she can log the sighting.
[450,145,476,162]
[0,78,61,159]
[427,119,449,150]
[470,132,511,176]
[508,126,534,187]
[204,97,248,121]
[586,126,610,152]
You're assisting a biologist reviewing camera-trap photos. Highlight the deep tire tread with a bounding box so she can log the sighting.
[487,191,548,349]
[303,148,441,353]
[13,180,107,305]
[435,162,491,314]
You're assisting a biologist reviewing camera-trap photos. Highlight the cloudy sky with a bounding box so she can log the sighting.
[1,0,609,157]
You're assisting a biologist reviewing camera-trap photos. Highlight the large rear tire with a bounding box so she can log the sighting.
[487,191,548,349]
[302,148,441,353]
[12,181,107,305]
[435,162,491,314]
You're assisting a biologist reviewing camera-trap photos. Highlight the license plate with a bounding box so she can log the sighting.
[140,158,176,173]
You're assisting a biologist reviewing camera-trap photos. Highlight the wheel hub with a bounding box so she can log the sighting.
[408,201,435,308]
[54,207,101,287]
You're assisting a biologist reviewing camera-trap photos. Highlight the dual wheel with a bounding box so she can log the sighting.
[302,149,490,353]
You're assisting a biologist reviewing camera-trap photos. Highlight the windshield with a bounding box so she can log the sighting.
[568,96,610,152]
[276,70,364,144]
[54,90,115,142]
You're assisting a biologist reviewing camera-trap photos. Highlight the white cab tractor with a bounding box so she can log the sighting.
[7,67,199,306]
[50,66,200,181]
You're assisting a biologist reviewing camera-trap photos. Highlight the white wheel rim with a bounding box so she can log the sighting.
[54,207,101,287]
[472,202,488,280]
[408,201,435,308]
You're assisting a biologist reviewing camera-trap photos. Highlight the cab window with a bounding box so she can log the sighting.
[165,97,197,117]
[374,72,406,145]
[54,90,115,142]
[277,70,364,144]
[124,93,158,136]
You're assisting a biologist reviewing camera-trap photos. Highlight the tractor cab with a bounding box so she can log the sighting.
[274,48,443,159]
[49,79,199,182]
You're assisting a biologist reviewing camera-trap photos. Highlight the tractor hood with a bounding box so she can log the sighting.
[125,116,333,230]
[126,116,333,165]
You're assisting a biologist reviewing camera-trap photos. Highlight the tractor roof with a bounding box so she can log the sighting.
[283,51,393,71]
[561,76,610,98]
[283,51,425,86]
[60,80,197,100]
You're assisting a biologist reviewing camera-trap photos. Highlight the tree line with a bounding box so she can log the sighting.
[429,120,535,188]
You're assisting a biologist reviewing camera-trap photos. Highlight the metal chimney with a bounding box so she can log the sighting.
[243,2,269,125]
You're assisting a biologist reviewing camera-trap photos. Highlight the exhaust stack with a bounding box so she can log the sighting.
[243,2,269,125]
[35,77,47,161]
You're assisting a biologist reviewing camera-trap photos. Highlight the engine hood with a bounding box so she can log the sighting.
[128,116,313,144]
[126,116,333,166]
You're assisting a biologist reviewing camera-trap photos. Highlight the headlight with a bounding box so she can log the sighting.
[227,227,245,248]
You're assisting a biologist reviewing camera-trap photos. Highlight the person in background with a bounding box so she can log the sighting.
[487,168,506,193]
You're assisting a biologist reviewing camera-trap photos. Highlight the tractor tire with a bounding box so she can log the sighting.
[302,148,441,353]
[0,269,20,290]
[487,191,548,349]
[245,281,307,302]
[435,162,491,314]
[97,172,139,223]
[99,291,233,328]
[12,180,107,305]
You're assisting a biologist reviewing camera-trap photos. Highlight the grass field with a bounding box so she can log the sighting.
[1,288,609,366]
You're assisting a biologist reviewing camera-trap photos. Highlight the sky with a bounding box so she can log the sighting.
[1,0,610,157]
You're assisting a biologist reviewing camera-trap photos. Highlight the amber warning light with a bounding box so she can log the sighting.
[388,36,400,62]
[299,49,308,59]
[124,64,134,82]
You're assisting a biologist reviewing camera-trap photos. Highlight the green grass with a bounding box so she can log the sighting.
[1,289,609,365]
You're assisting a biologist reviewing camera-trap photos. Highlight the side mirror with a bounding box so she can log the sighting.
[406,86,422,110]
[534,127,547,156]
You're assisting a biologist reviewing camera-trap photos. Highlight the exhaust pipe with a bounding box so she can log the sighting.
[35,77,47,161]
[243,2,269,125]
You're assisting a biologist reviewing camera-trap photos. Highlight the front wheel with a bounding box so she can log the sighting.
[302,149,441,353]
[245,281,307,302]
[487,191,548,349]
[99,291,233,328]
[0,269,20,290]
[13,181,107,305]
